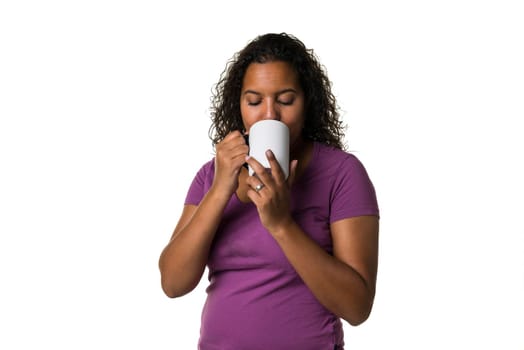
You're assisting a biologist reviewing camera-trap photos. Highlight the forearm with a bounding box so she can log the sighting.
[159,188,230,297]
[271,221,375,325]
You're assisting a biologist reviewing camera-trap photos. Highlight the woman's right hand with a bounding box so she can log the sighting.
[211,131,249,198]
[160,132,246,297]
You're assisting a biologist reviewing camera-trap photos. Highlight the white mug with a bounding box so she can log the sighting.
[248,120,290,179]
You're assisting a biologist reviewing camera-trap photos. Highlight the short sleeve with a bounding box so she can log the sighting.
[184,160,214,206]
[329,154,379,223]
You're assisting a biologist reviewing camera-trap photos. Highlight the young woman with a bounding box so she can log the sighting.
[159,33,379,350]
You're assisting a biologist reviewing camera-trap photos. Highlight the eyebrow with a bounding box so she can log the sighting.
[242,88,298,96]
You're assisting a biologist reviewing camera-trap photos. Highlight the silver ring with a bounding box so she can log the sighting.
[254,183,265,193]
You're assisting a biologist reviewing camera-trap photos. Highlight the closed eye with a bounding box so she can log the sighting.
[278,98,294,106]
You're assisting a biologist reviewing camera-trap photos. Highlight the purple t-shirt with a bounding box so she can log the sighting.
[185,142,379,350]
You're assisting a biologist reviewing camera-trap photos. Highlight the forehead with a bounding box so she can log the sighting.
[242,61,300,91]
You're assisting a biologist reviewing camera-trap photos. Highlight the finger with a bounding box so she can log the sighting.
[245,173,265,191]
[217,132,245,154]
[231,151,249,169]
[223,134,248,152]
[265,150,285,185]
[245,186,262,204]
[216,145,249,169]
[244,175,265,204]
[223,130,243,141]
[245,155,275,186]
[217,132,248,159]
[230,144,249,159]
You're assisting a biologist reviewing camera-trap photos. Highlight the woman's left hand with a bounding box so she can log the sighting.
[245,150,298,234]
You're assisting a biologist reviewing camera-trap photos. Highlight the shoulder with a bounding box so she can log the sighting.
[187,157,216,190]
[313,142,376,199]
[184,157,216,205]
[313,143,379,220]
[193,158,216,179]
[313,142,367,174]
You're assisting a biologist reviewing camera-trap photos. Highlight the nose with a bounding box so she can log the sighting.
[262,99,280,120]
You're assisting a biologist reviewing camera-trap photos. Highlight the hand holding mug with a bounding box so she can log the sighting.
[212,131,249,197]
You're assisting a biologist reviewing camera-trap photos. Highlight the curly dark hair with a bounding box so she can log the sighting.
[209,32,346,150]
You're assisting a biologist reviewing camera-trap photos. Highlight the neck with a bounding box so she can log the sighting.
[291,136,314,159]
[290,138,313,180]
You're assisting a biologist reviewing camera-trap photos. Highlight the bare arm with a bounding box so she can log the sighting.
[245,151,379,325]
[270,215,379,326]
[158,188,231,298]
[159,131,248,298]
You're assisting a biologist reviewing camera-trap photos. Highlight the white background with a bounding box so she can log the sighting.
[1,1,523,349]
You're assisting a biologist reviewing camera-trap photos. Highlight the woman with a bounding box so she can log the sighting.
[159,33,379,350]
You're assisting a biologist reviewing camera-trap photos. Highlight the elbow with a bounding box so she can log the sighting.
[345,308,371,326]
[160,275,177,298]
[159,260,203,298]
[161,283,182,298]
[159,267,180,298]
[342,296,375,326]
[161,280,190,299]
[160,275,196,298]
[159,261,193,298]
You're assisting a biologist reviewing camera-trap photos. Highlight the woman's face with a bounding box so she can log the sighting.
[240,61,305,149]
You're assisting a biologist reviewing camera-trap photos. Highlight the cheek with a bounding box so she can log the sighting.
[289,110,305,137]
[287,120,304,143]
[240,106,252,130]
[241,107,263,132]
[289,128,301,144]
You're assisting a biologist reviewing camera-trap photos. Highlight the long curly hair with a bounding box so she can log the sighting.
[209,33,346,150]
